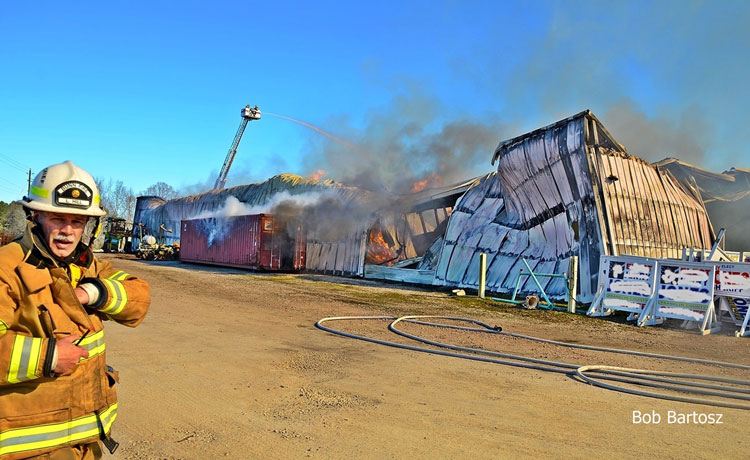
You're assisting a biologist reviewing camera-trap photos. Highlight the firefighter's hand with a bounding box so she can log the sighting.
[54,335,89,375]
[74,287,90,305]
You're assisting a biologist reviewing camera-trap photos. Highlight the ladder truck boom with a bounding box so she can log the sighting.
[214,105,261,190]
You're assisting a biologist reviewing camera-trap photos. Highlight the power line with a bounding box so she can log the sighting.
[0,178,24,191]
[0,184,24,196]
[0,173,27,196]
[0,153,29,173]
[0,151,28,168]
[0,173,27,186]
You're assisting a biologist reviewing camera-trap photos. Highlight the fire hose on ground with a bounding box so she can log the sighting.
[314,315,750,410]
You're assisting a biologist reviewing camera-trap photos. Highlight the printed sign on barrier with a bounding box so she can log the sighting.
[587,255,658,319]
[714,262,750,297]
[713,261,750,337]
[638,261,718,334]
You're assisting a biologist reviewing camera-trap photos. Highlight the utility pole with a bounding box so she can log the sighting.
[27,169,32,195]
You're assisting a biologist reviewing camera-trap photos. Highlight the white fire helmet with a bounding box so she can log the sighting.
[21,161,107,216]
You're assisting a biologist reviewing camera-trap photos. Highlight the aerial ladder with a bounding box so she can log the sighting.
[214,105,261,190]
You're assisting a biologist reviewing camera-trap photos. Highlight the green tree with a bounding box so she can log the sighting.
[0,200,8,223]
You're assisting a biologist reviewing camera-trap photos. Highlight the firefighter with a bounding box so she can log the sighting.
[0,161,150,459]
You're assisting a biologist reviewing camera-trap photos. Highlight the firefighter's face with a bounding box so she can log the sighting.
[35,211,87,259]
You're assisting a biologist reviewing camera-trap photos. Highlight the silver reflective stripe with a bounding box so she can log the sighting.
[78,330,106,362]
[16,338,33,381]
[8,335,43,383]
[99,279,127,315]
[100,407,116,433]
[0,403,117,457]
[82,336,104,353]
[0,419,98,449]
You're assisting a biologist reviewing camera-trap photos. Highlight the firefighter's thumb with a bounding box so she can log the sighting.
[54,335,90,375]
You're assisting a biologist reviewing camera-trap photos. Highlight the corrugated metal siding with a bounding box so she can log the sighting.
[433,111,714,302]
[592,150,712,259]
[137,174,364,243]
[305,232,366,276]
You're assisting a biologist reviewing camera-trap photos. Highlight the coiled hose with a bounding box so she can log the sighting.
[315,315,750,410]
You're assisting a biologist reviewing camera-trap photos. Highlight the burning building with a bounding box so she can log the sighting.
[133,173,363,247]
[136,110,717,303]
[365,110,714,302]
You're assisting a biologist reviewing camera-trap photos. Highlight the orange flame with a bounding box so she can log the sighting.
[309,169,327,181]
[366,226,398,265]
[410,174,442,193]
[411,179,429,193]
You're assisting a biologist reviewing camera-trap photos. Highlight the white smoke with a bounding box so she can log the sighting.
[191,192,333,220]
[189,191,348,247]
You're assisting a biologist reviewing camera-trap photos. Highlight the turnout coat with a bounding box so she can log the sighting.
[0,223,150,459]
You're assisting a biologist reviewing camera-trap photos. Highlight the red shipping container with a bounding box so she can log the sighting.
[180,214,305,271]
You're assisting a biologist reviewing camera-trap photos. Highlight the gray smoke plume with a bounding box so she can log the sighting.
[600,100,713,165]
[299,87,513,194]
[271,192,385,242]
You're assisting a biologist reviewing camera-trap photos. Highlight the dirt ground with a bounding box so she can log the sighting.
[99,254,750,460]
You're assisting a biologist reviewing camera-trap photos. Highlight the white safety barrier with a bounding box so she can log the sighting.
[712,262,750,337]
[587,255,658,321]
[590,256,749,336]
[636,261,718,334]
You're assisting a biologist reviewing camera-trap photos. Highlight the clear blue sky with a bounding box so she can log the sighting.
[1,0,748,203]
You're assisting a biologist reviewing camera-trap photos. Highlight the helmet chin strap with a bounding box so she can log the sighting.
[88,216,103,246]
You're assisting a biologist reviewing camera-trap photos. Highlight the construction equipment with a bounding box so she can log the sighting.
[214,105,261,190]
[135,223,180,261]
[102,217,132,253]
[132,223,170,260]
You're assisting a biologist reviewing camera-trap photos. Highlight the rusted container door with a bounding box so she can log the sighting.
[181,214,306,272]
[258,215,277,269]
[180,215,262,268]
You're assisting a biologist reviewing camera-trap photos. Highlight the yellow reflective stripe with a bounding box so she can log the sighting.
[30,186,49,198]
[77,330,105,362]
[77,330,106,362]
[69,265,83,288]
[100,402,118,433]
[107,271,130,281]
[0,402,117,457]
[0,319,8,335]
[7,335,43,383]
[93,195,100,204]
[99,279,128,315]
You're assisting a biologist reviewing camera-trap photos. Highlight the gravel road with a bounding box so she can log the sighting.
[100,255,750,459]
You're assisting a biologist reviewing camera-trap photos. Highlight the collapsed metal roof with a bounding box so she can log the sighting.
[431,110,713,302]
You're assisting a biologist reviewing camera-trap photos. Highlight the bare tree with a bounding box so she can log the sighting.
[95,177,136,220]
[141,182,179,200]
